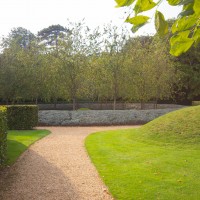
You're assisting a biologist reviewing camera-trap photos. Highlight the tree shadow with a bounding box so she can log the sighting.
[6,139,28,165]
[0,145,80,200]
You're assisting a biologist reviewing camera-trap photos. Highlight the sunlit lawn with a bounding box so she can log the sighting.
[6,130,50,165]
[85,106,200,200]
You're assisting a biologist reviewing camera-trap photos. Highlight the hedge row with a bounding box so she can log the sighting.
[0,106,7,166]
[7,105,38,130]
[0,105,38,167]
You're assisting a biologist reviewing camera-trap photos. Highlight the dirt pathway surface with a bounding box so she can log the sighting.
[0,126,138,200]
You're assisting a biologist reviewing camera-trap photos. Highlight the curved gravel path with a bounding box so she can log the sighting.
[0,126,138,200]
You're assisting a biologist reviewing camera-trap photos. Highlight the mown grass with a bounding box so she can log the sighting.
[85,106,200,200]
[7,130,50,165]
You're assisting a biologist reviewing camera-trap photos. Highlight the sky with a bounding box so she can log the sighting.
[0,0,182,38]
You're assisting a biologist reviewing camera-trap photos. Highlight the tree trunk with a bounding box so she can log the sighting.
[154,87,160,109]
[113,96,116,110]
[12,99,15,105]
[154,99,158,109]
[155,97,158,109]
[140,101,145,110]
[35,98,38,105]
[100,100,103,110]
[53,99,57,109]
[113,79,117,110]
[72,98,76,111]
[154,94,158,109]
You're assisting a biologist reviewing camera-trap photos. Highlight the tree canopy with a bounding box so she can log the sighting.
[0,21,199,107]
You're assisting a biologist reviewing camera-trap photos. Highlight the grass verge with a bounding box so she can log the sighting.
[85,106,200,200]
[7,129,50,165]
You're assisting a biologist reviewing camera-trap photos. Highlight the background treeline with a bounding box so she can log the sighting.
[0,21,199,110]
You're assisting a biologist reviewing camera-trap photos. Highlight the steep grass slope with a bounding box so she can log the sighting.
[140,105,200,144]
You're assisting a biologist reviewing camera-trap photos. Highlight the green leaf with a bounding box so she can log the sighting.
[178,1,194,17]
[126,16,150,33]
[167,0,181,6]
[178,0,194,5]
[183,2,194,9]
[155,11,168,36]
[172,15,197,33]
[131,24,144,33]
[115,0,135,7]
[193,0,200,15]
[178,9,194,17]
[193,27,200,46]
[170,31,194,56]
[134,0,157,14]
[126,15,150,25]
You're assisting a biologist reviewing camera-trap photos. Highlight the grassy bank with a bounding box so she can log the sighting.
[85,106,200,200]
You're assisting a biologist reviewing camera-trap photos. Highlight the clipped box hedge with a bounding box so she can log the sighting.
[0,106,7,166]
[7,105,38,130]
[192,101,200,106]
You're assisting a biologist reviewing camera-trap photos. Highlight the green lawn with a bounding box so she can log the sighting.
[7,129,50,165]
[85,106,200,200]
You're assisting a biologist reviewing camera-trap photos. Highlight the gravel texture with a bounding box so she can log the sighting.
[39,108,183,126]
[0,126,138,200]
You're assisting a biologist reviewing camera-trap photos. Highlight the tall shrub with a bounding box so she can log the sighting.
[7,105,38,130]
[0,106,7,166]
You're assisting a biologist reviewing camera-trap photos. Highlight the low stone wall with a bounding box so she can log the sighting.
[38,103,184,110]
[38,108,183,126]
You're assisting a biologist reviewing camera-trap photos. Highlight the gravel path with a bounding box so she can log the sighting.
[0,126,138,200]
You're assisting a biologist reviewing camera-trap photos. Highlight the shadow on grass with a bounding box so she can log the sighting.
[6,139,27,165]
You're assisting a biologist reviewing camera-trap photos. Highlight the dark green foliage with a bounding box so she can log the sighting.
[0,106,7,166]
[38,24,68,47]
[3,27,35,49]
[7,105,38,130]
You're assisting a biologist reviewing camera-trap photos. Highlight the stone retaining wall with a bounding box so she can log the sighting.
[38,108,183,126]
[38,103,184,110]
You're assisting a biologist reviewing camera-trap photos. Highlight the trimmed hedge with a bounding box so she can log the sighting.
[192,101,200,106]
[7,105,38,130]
[0,106,7,166]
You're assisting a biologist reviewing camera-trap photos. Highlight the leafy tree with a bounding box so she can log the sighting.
[149,37,178,106]
[38,24,68,54]
[123,37,155,108]
[0,28,46,104]
[83,55,111,103]
[78,27,105,101]
[175,44,200,101]
[41,53,66,106]
[0,28,31,103]
[123,36,176,108]
[0,47,18,103]
[115,0,200,56]
[156,19,200,103]
[17,40,47,103]
[99,24,129,110]
[37,25,70,107]
[2,27,35,49]
[58,21,90,110]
